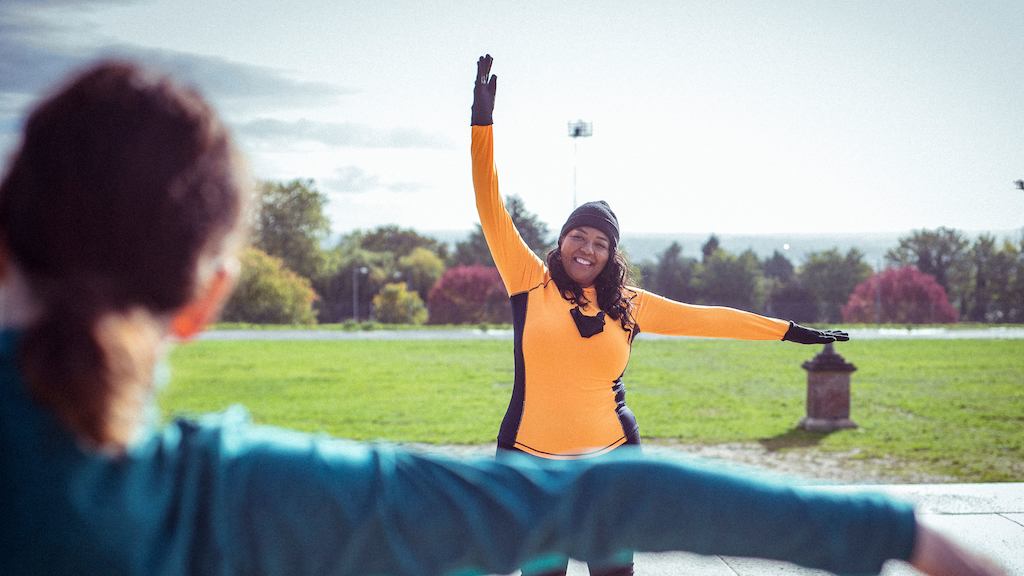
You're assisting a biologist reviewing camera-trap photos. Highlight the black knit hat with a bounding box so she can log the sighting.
[559,200,620,247]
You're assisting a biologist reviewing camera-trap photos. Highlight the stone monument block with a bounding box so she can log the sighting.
[798,342,858,432]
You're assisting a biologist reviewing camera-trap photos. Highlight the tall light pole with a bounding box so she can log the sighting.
[1014,180,1023,232]
[352,265,368,321]
[567,119,592,209]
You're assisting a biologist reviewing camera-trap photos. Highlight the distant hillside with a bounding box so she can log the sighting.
[616,232,900,267]
[421,229,1022,269]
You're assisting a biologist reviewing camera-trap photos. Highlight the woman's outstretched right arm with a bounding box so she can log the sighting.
[471,54,546,295]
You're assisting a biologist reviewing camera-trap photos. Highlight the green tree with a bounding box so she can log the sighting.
[967,234,998,322]
[316,225,453,323]
[761,250,813,320]
[373,282,428,324]
[700,234,721,263]
[992,236,1024,322]
[358,225,449,260]
[397,247,446,303]
[454,195,551,266]
[314,241,392,323]
[633,260,654,290]
[651,241,698,302]
[799,248,872,323]
[221,248,317,324]
[252,179,330,280]
[766,282,818,322]
[763,250,796,283]
[885,227,970,316]
[698,248,763,311]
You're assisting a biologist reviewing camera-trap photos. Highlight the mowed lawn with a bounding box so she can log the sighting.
[165,338,1024,481]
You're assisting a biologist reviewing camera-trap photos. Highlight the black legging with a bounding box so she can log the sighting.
[497,446,636,576]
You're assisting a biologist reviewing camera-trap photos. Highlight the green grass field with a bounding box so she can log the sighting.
[165,338,1024,481]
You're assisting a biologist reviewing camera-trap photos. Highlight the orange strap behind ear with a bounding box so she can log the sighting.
[170,265,236,341]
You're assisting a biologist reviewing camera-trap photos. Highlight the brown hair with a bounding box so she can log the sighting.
[0,61,246,448]
[546,245,639,335]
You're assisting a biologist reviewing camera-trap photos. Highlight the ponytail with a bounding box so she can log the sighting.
[0,60,244,450]
[21,278,162,449]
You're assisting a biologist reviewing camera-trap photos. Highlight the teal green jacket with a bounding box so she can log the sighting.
[0,330,916,575]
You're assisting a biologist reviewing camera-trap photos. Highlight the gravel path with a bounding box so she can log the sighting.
[399,440,959,485]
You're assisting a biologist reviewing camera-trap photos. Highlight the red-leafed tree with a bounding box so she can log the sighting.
[427,266,510,324]
[842,267,958,324]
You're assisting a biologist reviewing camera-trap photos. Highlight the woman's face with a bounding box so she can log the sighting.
[559,226,610,287]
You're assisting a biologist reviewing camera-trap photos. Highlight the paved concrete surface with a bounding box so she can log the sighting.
[530,483,1024,576]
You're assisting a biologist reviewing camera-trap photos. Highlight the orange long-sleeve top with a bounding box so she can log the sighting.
[472,125,790,459]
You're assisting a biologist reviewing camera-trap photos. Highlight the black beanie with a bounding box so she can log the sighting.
[559,201,620,247]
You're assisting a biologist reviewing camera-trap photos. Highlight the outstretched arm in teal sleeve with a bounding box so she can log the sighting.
[214,423,915,576]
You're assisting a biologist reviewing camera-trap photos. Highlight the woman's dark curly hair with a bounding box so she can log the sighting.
[547,245,639,335]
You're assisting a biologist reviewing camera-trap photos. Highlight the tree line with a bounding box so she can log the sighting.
[222,179,1024,325]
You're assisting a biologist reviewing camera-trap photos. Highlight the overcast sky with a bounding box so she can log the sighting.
[1,0,1022,236]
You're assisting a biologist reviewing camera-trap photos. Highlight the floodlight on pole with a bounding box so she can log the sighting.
[567,119,593,209]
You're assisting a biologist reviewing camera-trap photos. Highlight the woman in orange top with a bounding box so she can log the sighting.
[470,55,848,576]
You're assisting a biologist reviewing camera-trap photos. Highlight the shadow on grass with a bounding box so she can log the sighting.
[758,428,837,452]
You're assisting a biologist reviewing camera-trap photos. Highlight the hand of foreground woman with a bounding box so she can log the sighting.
[782,321,850,344]
[910,523,1007,576]
[472,54,496,126]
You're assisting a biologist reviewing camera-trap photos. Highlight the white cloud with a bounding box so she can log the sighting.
[97,45,352,108]
[323,165,427,195]
[236,118,453,150]
[0,2,351,112]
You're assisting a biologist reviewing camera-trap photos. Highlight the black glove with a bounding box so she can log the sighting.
[471,54,497,126]
[782,321,850,345]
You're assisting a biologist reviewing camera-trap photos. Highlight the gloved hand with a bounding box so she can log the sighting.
[471,54,497,126]
[782,321,850,344]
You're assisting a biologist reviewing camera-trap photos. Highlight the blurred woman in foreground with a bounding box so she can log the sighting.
[0,60,1002,576]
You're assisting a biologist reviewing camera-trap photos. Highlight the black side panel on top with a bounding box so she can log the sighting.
[613,377,641,445]
[496,293,529,450]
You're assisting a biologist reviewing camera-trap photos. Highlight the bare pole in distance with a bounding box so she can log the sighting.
[352,265,369,321]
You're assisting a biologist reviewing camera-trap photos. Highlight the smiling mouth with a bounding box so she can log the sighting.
[573,257,593,267]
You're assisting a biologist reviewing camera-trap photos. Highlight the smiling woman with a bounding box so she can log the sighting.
[470,53,856,576]
[547,202,635,335]
[559,225,610,287]
[471,53,850,464]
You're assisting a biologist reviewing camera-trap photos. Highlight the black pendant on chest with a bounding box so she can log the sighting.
[570,306,606,338]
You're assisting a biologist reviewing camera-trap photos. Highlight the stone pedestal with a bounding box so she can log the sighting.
[798,342,858,432]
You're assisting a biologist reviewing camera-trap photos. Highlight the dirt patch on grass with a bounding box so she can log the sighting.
[641,439,959,484]
[402,440,959,484]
